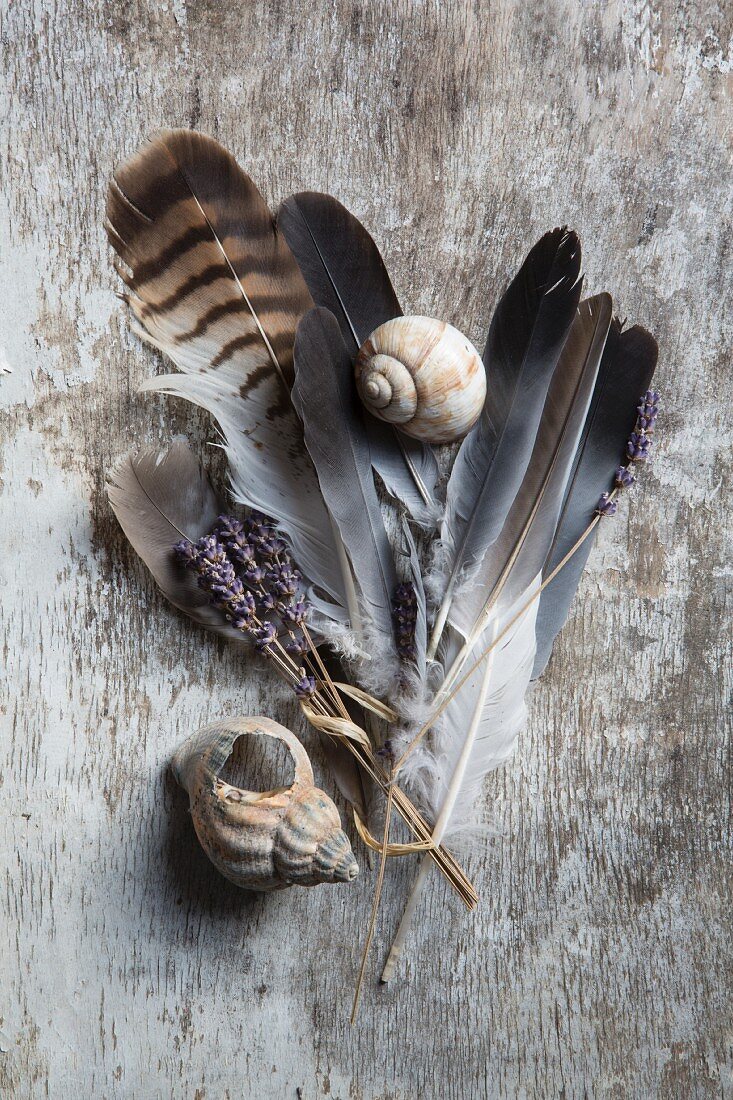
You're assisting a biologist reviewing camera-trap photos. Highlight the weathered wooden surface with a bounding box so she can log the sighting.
[1,0,731,1096]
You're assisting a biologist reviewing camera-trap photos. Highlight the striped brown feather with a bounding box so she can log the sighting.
[106,130,350,616]
[106,128,313,388]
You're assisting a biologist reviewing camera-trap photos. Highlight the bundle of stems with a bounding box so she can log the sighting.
[281,629,477,911]
[173,519,477,911]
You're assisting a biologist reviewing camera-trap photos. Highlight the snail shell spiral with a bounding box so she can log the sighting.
[171,716,358,892]
[354,316,486,444]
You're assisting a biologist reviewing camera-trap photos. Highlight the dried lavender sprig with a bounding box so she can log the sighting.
[173,518,478,907]
[173,516,310,699]
[596,390,660,515]
[596,492,618,517]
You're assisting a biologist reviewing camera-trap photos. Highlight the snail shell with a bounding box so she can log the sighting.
[171,716,358,891]
[354,316,486,444]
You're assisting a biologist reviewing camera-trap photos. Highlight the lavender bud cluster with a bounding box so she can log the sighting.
[596,390,660,517]
[173,512,316,698]
[392,582,418,663]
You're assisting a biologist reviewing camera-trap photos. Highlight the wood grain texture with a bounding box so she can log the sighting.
[1,1,731,1096]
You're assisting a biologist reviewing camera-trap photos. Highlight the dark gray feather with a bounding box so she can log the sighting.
[532,320,658,676]
[450,293,613,639]
[278,192,440,525]
[433,229,583,646]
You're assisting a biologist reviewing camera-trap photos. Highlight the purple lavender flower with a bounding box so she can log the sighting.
[174,514,309,670]
[252,620,277,651]
[173,538,199,566]
[615,466,635,489]
[596,492,618,517]
[626,431,651,463]
[281,597,307,625]
[294,672,316,698]
[392,582,418,662]
[216,516,256,569]
[638,390,660,424]
[241,563,266,585]
[284,635,308,657]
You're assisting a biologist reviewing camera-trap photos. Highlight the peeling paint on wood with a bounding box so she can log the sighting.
[1,1,731,1097]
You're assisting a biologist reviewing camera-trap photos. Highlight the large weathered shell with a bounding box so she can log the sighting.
[354,316,486,444]
[171,716,359,891]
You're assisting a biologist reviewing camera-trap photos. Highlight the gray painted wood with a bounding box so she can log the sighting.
[1,1,731,1096]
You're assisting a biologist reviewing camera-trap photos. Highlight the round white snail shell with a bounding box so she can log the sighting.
[171,716,358,892]
[354,316,486,444]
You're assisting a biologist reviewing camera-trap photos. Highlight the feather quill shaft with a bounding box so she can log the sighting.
[428,229,583,657]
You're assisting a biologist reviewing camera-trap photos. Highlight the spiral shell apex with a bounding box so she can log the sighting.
[355,316,486,444]
[171,716,359,892]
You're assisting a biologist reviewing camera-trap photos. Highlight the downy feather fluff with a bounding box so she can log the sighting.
[278,191,440,526]
[106,129,347,612]
[428,228,583,655]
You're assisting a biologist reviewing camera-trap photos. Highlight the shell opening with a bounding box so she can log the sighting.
[219,732,296,792]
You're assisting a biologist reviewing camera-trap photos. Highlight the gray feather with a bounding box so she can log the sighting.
[451,294,613,640]
[400,519,428,680]
[431,229,583,650]
[107,442,245,642]
[292,308,398,663]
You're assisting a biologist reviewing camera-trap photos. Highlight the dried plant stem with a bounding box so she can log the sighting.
[335,736,476,909]
[351,780,395,1024]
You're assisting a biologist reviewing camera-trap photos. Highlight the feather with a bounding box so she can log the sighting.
[532,320,658,676]
[419,292,612,836]
[292,308,399,673]
[428,228,583,655]
[277,192,400,347]
[107,442,244,641]
[379,585,538,981]
[106,129,347,611]
[428,585,540,831]
[277,191,440,525]
[381,293,612,978]
[447,294,613,655]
